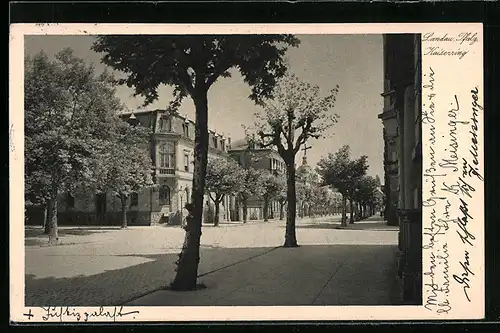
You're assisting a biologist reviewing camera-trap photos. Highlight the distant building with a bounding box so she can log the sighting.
[379,34,422,304]
[227,137,286,221]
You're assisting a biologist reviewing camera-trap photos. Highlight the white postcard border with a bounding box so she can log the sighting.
[9,22,484,322]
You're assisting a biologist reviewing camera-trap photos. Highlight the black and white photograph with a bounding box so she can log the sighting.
[10,22,484,322]
[22,32,422,308]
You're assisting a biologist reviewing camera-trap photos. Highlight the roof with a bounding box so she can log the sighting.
[120,109,228,139]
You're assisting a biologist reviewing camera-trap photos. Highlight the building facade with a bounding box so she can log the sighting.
[379,34,422,304]
[124,109,236,225]
[228,137,286,221]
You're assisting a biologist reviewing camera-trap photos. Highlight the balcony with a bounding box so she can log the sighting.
[158,167,176,175]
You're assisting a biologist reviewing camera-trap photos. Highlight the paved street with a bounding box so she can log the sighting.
[25,214,401,306]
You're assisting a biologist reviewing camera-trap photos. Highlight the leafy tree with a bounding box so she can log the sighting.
[251,74,340,246]
[261,170,283,222]
[352,176,380,218]
[205,156,244,226]
[93,34,299,290]
[295,181,307,218]
[275,174,288,220]
[237,167,266,222]
[91,121,154,228]
[25,49,121,244]
[317,145,368,227]
[311,186,331,217]
[296,166,321,217]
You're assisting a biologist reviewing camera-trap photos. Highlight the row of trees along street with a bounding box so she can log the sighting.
[26,35,384,292]
[205,155,345,227]
[317,145,384,227]
[25,49,154,245]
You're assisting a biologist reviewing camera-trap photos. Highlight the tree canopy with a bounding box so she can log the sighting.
[238,167,266,201]
[25,49,124,242]
[92,35,300,107]
[251,73,340,163]
[316,145,369,198]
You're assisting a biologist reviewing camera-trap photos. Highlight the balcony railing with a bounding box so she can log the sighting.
[159,167,175,175]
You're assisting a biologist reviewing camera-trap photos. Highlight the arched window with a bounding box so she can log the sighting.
[159,185,171,206]
[185,187,190,203]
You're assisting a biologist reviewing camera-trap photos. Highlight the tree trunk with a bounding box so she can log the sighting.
[242,198,248,223]
[120,195,128,229]
[44,200,51,234]
[341,195,347,227]
[42,203,47,227]
[284,163,298,247]
[279,202,285,220]
[349,199,354,224]
[263,194,269,222]
[171,88,208,291]
[214,199,220,227]
[48,192,58,245]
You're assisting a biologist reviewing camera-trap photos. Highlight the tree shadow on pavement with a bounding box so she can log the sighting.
[25,244,406,307]
[25,246,276,307]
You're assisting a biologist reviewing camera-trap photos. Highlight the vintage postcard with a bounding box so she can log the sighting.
[10,23,484,322]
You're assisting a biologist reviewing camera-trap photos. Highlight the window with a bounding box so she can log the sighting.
[159,143,175,168]
[182,123,189,137]
[66,192,75,208]
[159,117,172,132]
[185,187,190,204]
[184,153,189,172]
[130,192,139,207]
[159,185,171,205]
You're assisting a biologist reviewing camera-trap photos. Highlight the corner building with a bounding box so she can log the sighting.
[379,34,422,304]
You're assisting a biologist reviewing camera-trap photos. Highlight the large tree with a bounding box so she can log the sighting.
[251,74,340,247]
[93,35,299,290]
[205,156,244,226]
[25,49,121,244]
[92,121,154,228]
[317,145,368,227]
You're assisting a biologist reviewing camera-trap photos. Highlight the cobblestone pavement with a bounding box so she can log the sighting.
[24,214,398,306]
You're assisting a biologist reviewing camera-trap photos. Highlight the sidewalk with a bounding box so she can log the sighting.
[126,243,401,306]
[25,214,399,306]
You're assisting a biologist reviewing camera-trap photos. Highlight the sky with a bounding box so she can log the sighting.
[24,34,384,180]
